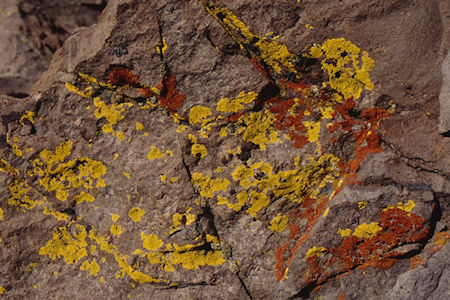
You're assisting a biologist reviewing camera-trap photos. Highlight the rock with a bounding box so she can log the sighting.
[439,52,450,135]
[0,0,106,97]
[0,0,449,299]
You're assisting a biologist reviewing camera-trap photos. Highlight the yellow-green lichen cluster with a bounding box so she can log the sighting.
[309,38,375,100]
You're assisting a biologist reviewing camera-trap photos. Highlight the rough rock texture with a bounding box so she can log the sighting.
[0,0,106,97]
[0,0,449,299]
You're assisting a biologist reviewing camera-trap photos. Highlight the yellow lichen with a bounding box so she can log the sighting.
[201,2,296,75]
[116,131,125,141]
[0,159,19,176]
[8,180,44,210]
[191,173,230,198]
[177,124,188,133]
[34,141,106,201]
[160,174,167,182]
[156,36,167,55]
[322,207,330,217]
[12,143,23,157]
[320,107,335,119]
[383,200,415,212]
[247,190,270,216]
[73,191,95,205]
[216,91,258,113]
[43,206,69,221]
[169,247,225,270]
[111,214,120,222]
[189,134,208,158]
[135,122,144,131]
[306,246,327,259]
[303,121,321,143]
[309,38,375,100]
[20,111,35,125]
[338,228,352,237]
[268,213,289,232]
[353,222,382,239]
[238,110,278,150]
[128,207,145,222]
[191,143,208,158]
[110,224,123,236]
[358,201,368,209]
[80,258,100,277]
[147,146,165,160]
[88,229,160,283]
[141,233,163,251]
[189,105,212,125]
[39,224,88,264]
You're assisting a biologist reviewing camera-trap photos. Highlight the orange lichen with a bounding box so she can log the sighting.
[304,208,429,285]
[158,74,186,113]
[409,255,425,270]
[108,67,139,87]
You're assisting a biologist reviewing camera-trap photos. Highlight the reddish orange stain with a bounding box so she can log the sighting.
[158,73,186,113]
[108,67,139,87]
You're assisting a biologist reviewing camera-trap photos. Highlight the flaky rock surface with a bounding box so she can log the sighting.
[0,1,449,299]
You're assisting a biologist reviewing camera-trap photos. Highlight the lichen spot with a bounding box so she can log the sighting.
[358,201,368,209]
[128,207,145,222]
[306,246,327,259]
[189,105,212,125]
[116,131,125,140]
[216,91,258,113]
[141,232,163,251]
[353,222,382,239]
[268,213,289,232]
[110,224,123,236]
[135,122,144,131]
[303,121,321,143]
[310,38,375,100]
[160,174,167,182]
[383,200,415,212]
[337,228,352,237]
[322,207,330,217]
[73,191,95,205]
[147,146,165,160]
[80,258,100,277]
[111,214,120,222]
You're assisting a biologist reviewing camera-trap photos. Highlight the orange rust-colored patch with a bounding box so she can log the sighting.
[158,73,186,113]
[425,231,450,252]
[275,242,290,281]
[229,111,245,123]
[276,197,328,282]
[108,67,139,87]
[339,291,345,300]
[359,258,397,270]
[303,208,429,285]
[251,56,273,82]
[409,255,425,270]
[138,87,155,98]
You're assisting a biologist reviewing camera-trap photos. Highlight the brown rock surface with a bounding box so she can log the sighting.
[0,0,449,299]
[0,0,106,97]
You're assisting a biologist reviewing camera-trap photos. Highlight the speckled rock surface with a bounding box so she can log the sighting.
[0,0,106,97]
[0,1,449,299]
